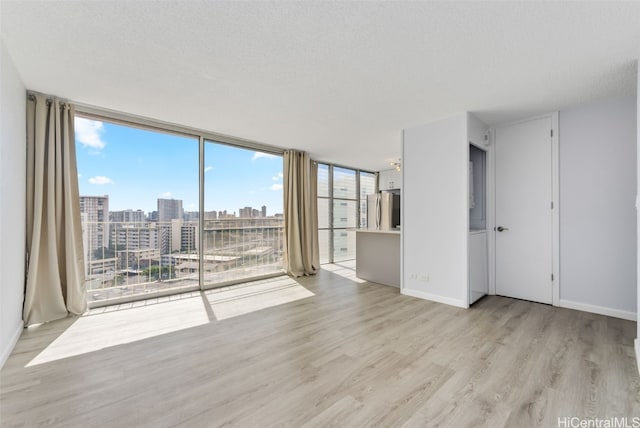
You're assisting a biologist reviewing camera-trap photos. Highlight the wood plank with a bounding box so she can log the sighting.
[1,266,638,427]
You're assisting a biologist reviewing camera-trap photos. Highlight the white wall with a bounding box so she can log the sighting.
[637,62,640,364]
[0,40,26,368]
[402,113,469,307]
[559,95,637,320]
[467,113,488,148]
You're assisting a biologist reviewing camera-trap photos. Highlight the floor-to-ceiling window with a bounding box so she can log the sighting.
[332,166,357,262]
[317,163,331,264]
[316,163,376,264]
[75,117,200,305]
[359,171,376,229]
[202,141,284,287]
[75,114,284,306]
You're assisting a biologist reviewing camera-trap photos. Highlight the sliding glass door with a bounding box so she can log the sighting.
[202,141,284,288]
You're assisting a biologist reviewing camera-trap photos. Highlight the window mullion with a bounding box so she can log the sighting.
[328,164,334,264]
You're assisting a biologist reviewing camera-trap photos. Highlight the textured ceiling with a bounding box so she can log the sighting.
[1,1,639,171]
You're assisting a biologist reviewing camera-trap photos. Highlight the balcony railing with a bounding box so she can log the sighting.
[82,218,284,305]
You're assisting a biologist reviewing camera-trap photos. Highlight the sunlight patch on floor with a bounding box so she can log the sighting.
[322,261,366,283]
[26,276,316,366]
[26,297,209,367]
[205,277,315,320]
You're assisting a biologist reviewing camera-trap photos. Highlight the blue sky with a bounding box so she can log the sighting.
[75,117,284,215]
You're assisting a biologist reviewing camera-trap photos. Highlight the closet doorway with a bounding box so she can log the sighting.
[494,114,558,305]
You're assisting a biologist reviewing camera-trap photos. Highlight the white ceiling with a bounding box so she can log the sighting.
[1,1,639,171]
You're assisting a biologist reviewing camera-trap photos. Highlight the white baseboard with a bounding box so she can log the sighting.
[0,321,23,369]
[558,299,636,321]
[635,339,640,375]
[401,288,468,309]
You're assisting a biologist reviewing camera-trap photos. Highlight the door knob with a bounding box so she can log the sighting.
[496,226,509,232]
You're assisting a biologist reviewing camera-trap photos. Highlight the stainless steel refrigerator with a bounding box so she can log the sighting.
[367,192,400,230]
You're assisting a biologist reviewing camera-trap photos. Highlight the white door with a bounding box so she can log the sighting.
[495,117,553,304]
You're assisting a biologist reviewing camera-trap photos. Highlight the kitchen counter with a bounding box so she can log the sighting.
[355,229,401,288]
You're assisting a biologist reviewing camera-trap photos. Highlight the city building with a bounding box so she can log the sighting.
[79,195,109,258]
[110,223,159,252]
[204,211,217,220]
[180,221,198,253]
[217,210,234,219]
[183,211,199,221]
[110,209,146,223]
[157,198,183,222]
[239,206,266,218]
[115,248,160,270]
[157,199,183,254]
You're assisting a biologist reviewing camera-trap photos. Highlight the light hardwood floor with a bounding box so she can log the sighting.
[1,263,639,427]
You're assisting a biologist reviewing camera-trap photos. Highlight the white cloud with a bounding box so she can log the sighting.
[252,152,277,161]
[271,183,283,191]
[272,172,283,181]
[88,176,113,185]
[204,166,214,173]
[160,191,172,198]
[75,118,106,150]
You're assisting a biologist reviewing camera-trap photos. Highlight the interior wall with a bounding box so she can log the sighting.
[637,62,640,355]
[0,39,26,368]
[402,113,469,307]
[559,95,637,319]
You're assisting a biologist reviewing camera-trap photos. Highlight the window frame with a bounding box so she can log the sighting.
[75,106,286,307]
[316,162,377,264]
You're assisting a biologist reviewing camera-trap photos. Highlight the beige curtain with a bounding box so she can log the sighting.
[24,94,86,325]
[283,150,320,277]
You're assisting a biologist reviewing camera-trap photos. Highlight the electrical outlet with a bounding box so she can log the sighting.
[409,273,418,280]
[419,274,429,282]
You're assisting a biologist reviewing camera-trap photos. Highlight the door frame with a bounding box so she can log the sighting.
[488,112,559,306]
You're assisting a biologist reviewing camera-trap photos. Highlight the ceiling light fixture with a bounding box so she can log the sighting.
[389,159,401,172]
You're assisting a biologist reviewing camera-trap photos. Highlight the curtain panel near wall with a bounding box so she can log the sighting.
[283,150,320,277]
[24,94,86,325]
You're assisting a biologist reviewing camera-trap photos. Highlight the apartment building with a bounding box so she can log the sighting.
[79,195,109,257]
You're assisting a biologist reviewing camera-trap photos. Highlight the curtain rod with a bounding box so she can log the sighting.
[27,91,71,107]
